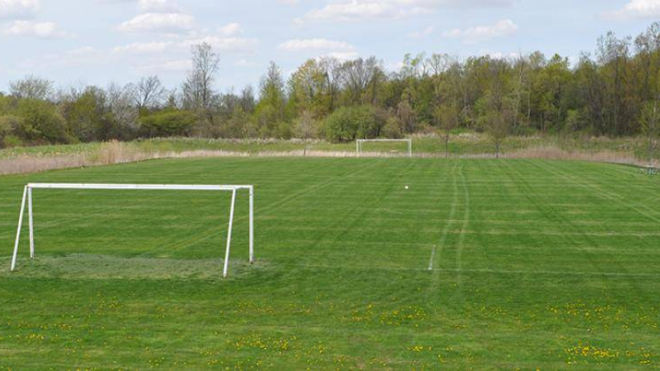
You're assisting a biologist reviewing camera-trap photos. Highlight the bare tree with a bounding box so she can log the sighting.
[426,53,454,77]
[10,76,53,100]
[487,106,513,159]
[339,57,381,104]
[640,101,660,162]
[434,103,460,158]
[597,31,631,135]
[106,83,139,139]
[131,76,164,110]
[295,110,317,156]
[183,42,220,113]
[319,57,342,111]
[240,86,255,113]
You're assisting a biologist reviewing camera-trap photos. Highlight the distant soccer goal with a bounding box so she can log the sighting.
[356,139,412,157]
[9,183,254,278]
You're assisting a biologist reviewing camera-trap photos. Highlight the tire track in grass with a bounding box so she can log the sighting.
[427,161,459,272]
[424,161,459,303]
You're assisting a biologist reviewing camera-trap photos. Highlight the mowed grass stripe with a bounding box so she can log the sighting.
[1,157,659,369]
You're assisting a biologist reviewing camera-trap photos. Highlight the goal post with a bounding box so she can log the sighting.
[9,183,255,278]
[356,139,412,157]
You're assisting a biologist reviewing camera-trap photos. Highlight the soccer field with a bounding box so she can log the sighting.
[1,157,659,368]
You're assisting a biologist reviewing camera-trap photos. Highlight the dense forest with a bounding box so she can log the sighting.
[1,22,660,150]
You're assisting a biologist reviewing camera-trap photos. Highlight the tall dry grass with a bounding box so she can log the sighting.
[1,140,657,176]
[0,141,157,176]
[505,145,660,168]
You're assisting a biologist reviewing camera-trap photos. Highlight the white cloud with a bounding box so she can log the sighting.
[606,0,660,19]
[118,12,194,33]
[18,46,105,71]
[480,50,520,60]
[442,19,518,44]
[133,59,192,74]
[183,36,258,53]
[2,20,72,38]
[298,0,420,22]
[409,26,434,39]
[279,38,359,61]
[323,51,359,61]
[113,41,171,54]
[113,35,258,56]
[277,0,299,4]
[217,22,242,36]
[297,0,515,23]
[234,59,258,67]
[138,0,180,12]
[278,38,356,52]
[0,0,39,19]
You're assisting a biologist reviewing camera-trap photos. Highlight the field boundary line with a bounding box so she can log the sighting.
[284,262,660,278]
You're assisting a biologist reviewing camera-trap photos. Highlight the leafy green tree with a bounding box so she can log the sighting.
[256,62,287,137]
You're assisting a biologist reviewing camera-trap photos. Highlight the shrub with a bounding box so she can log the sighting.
[382,116,402,138]
[139,109,196,138]
[16,99,69,143]
[324,105,381,142]
[3,135,23,148]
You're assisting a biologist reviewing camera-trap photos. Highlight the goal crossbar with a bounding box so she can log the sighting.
[356,139,412,157]
[10,183,255,278]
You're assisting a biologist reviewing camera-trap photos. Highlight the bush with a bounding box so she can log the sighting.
[324,105,381,142]
[0,115,17,148]
[2,135,23,148]
[382,116,402,138]
[139,109,196,138]
[16,99,69,143]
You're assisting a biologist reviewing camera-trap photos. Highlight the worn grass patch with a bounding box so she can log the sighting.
[2,254,266,280]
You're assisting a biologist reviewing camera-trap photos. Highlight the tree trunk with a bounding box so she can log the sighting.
[445,135,449,158]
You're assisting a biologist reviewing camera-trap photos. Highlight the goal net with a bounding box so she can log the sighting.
[9,183,254,278]
[356,139,412,157]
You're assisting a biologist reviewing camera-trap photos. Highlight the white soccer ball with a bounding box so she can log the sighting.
[405,185,409,190]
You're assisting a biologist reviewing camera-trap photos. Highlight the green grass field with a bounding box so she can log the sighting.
[1,157,659,369]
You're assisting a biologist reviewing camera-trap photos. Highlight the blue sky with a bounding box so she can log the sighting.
[0,0,656,93]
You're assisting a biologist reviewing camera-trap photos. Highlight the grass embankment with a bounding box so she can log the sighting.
[0,157,658,368]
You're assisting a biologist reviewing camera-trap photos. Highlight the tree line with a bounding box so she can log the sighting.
[1,23,660,156]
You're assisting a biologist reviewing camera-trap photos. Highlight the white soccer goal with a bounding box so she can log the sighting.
[9,183,254,278]
[356,139,412,157]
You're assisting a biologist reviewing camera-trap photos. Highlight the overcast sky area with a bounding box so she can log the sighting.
[0,0,656,93]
